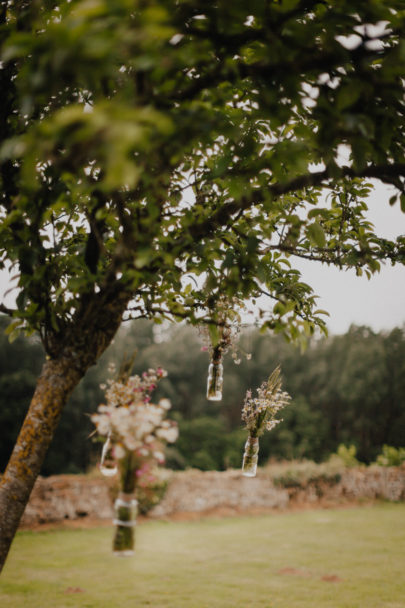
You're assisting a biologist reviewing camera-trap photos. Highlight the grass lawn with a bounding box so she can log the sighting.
[1,503,404,608]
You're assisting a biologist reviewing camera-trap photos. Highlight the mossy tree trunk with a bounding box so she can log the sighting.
[0,353,83,570]
[0,291,129,573]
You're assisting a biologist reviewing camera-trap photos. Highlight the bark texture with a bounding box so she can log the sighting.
[0,290,130,573]
[0,355,82,572]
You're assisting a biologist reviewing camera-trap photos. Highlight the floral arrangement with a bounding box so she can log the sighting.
[241,366,290,477]
[199,295,250,400]
[92,367,178,555]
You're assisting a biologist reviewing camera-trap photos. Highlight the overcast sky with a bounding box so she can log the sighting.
[1,181,404,336]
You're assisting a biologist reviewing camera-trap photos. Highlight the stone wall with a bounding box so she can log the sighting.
[21,475,114,527]
[338,466,405,502]
[273,466,405,506]
[149,469,289,518]
[20,465,405,527]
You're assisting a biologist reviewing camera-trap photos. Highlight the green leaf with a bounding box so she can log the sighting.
[134,249,153,269]
[277,0,300,11]
[5,320,23,343]
[314,309,330,317]
[307,208,330,220]
[208,324,220,347]
[336,86,361,111]
[273,302,286,316]
[307,222,326,248]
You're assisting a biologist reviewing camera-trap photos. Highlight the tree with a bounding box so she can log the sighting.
[1,0,405,571]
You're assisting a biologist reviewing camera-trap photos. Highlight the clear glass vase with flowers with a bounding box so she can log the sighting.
[241,366,290,477]
[92,367,178,556]
[199,296,247,401]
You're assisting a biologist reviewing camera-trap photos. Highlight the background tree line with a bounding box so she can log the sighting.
[1,315,404,475]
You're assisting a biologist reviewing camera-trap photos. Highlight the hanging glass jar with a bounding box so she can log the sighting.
[112,493,138,556]
[242,436,259,477]
[111,451,138,556]
[206,358,223,400]
[100,434,118,477]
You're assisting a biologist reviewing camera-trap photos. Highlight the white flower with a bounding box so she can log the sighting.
[93,367,178,462]
[98,418,110,435]
[153,451,165,463]
[124,436,138,451]
[114,444,126,459]
[91,414,110,435]
[157,426,178,443]
[242,366,290,436]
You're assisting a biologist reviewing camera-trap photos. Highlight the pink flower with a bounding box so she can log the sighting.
[201,346,208,351]
[136,463,150,477]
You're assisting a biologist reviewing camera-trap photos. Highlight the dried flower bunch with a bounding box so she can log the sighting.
[92,367,178,464]
[242,366,290,438]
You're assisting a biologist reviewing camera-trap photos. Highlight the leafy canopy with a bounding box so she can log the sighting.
[1,0,405,351]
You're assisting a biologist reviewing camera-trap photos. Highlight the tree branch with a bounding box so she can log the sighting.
[0,303,15,317]
[181,162,405,242]
[164,161,405,272]
[170,15,402,105]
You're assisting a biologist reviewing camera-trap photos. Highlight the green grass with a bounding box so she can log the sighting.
[1,504,404,608]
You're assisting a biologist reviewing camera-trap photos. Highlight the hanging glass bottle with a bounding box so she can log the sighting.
[112,493,138,556]
[206,357,223,400]
[100,434,118,477]
[242,436,259,477]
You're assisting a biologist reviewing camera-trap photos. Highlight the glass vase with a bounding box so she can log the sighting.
[242,436,259,477]
[206,361,223,401]
[100,435,118,477]
[112,493,138,556]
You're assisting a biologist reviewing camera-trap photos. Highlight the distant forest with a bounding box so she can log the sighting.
[1,316,404,475]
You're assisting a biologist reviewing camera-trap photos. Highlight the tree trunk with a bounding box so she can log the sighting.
[0,290,130,573]
[0,353,83,572]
